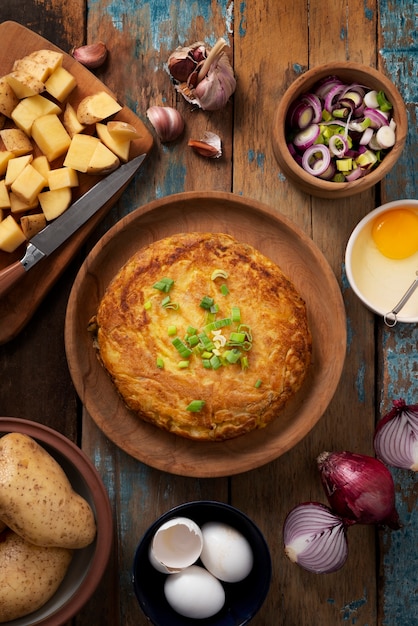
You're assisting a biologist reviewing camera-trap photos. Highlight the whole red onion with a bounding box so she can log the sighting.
[317,450,401,529]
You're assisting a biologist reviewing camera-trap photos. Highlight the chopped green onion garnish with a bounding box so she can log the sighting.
[224,349,241,364]
[204,318,232,333]
[172,337,193,358]
[229,331,246,343]
[202,359,212,369]
[161,296,179,310]
[167,325,177,336]
[255,379,262,388]
[187,334,200,347]
[231,306,241,322]
[144,300,152,310]
[220,283,229,296]
[210,303,219,314]
[186,400,206,412]
[156,357,164,368]
[201,351,213,359]
[198,332,215,351]
[186,326,197,336]
[210,354,222,370]
[200,295,215,310]
[238,324,252,341]
[376,90,392,111]
[241,356,249,369]
[211,269,229,280]
[178,360,190,369]
[153,277,174,292]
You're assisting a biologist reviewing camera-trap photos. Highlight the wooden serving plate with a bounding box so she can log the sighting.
[65,192,347,478]
[0,21,153,344]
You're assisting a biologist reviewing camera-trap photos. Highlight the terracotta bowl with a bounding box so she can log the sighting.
[0,417,113,626]
[345,199,418,324]
[272,62,408,199]
[132,501,272,626]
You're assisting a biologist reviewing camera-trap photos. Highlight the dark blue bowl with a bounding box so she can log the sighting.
[132,501,271,626]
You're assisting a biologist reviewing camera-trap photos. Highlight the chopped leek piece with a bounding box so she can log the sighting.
[229,331,246,343]
[201,351,213,359]
[255,379,262,388]
[167,325,177,336]
[211,269,229,280]
[187,334,200,347]
[210,354,222,370]
[198,332,215,351]
[172,337,193,358]
[200,295,215,309]
[220,283,229,296]
[376,90,392,111]
[186,326,197,336]
[238,324,252,341]
[231,306,241,322]
[156,357,164,368]
[202,359,212,369]
[144,300,152,310]
[178,360,189,368]
[225,348,241,364]
[241,356,249,369]
[153,277,174,292]
[186,400,206,412]
[204,318,232,333]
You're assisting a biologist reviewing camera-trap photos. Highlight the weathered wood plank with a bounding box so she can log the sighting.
[377,1,418,623]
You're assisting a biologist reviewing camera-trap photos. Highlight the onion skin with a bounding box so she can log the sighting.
[317,451,401,529]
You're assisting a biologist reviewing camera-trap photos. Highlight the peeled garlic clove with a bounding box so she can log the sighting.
[146,106,185,143]
[188,131,222,158]
[72,42,108,69]
[149,517,203,573]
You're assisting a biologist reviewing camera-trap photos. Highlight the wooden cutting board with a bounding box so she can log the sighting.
[0,21,153,344]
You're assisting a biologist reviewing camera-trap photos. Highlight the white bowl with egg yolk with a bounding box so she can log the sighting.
[345,199,418,323]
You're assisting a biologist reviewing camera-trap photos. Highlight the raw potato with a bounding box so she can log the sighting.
[0,76,19,118]
[5,70,45,99]
[0,128,33,155]
[76,90,122,124]
[0,528,73,623]
[0,215,26,251]
[20,212,46,238]
[0,433,96,549]
[38,187,72,220]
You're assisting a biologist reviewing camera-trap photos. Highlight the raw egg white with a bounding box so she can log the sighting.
[371,208,418,260]
[164,564,225,619]
[200,521,254,583]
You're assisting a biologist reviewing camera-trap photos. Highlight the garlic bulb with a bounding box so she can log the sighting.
[146,106,185,142]
[188,131,222,158]
[72,42,108,69]
[167,38,236,111]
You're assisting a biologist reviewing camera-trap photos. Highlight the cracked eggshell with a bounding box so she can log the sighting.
[149,517,203,574]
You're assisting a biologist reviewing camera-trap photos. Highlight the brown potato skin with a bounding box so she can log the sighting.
[93,232,312,441]
[0,433,96,549]
[0,528,72,622]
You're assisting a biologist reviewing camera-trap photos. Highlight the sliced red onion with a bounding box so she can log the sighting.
[374,399,418,471]
[317,450,401,529]
[283,502,349,574]
[314,75,343,100]
[293,124,320,150]
[324,83,345,113]
[287,101,315,129]
[300,93,323,123]
[345,167,365,182]
[359,127,374,145]
[301,144,331,176]
[364,107,389,128]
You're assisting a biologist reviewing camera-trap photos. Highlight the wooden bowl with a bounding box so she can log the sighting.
[65,192,347,477]
[0,417,113,626]
[272,62,408,199]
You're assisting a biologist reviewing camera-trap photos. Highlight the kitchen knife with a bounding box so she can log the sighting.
[0,153,146,299]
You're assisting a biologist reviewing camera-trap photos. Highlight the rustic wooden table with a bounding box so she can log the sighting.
[0,1,417,625]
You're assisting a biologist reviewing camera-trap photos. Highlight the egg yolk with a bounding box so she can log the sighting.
[371,208,418,260]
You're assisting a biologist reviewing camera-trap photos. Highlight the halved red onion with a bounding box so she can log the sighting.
[374,399,418,471]
[283,502,349,574]
[317,451,401,529]
[301,144,331,176]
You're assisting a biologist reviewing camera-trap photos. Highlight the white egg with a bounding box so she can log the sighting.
[149,517,203,573]
[164,564,225,619]
[200,521,254,583]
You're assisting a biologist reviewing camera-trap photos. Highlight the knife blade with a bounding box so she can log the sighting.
[0,153,146,299]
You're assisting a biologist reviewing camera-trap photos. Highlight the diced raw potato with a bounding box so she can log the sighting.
[38,187,72,220]
[96,122,130,162]
[11,163,47,205]
[0,151,14,176]
[0,180,10,209]
[76,91,122,125]
[5,155,33,187]
[31,155,50,180]
[47,167,79,190]
[0,76,19,118]
[13,56,53,83]
[62,102,85,138]
[63,134,100,172]
[0,128,33,156]
[0,214,26,251]
[11,94,62,136]
[20,212,46,239]
[45,66,77,102]
[9,192,39,215]
[28,49,63,74]
[31,114,71,162]
[107,120,141,141]
[87,140,120,174]
[5,71,45,98]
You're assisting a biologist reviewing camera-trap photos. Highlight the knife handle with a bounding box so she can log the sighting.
[0,260,26,299]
